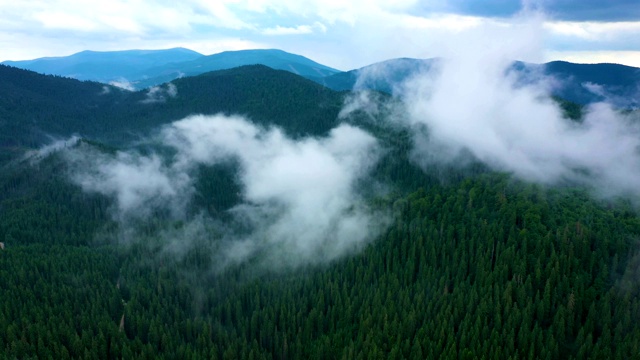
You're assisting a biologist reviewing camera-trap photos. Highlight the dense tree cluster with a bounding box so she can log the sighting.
[2,172,639,359]
[0,65,639,359]
[0,64,344,159]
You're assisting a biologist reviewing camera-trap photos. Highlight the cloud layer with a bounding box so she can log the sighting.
[2,1,640,70]
[65,114,385,269]
[350,16,640,199]
[421,0,640,21]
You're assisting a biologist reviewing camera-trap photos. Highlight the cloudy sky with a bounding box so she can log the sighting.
[1,0,640,70]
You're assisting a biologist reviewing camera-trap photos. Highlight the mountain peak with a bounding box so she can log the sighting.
[2,47,339,90]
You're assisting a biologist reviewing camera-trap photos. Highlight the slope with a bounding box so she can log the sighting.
[320,58,640,106]
[0,64,346,161]
[2,148,639,359]
[3,48,341,91]
[142,64,343,135]
[0,64,131,162]
[1,59,639,360]
[133,49,341,89]
[542,61,640,106]
[318,57,435,93]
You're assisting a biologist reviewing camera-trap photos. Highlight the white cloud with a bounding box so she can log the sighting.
[231,0,418,25]
[349,15,640,198]
[262,22,327,35]
[66,148,192,221]
[163,115,385,267]
[98,15,146,34]
[33,11,99,31]
[141,83,178,103]
[109,79,135,91]
[191,0,253,30]
[65,114,386,269]
[545,20,640,41]
[399,14,485,32]
[0,0,491,69]
[23,136,81,164]
[1,1,640,76]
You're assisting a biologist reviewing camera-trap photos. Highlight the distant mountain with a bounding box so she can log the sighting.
[3,42,640,360]
[3,48,340,90]
[2,48,202,84]
[319,58,640,106]
[540,61,640,107]
[6,47,639,105]
[317,58,435,93]
[133,49,341,89]
[1,57,609,163]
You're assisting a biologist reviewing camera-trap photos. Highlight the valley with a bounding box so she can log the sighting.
[1,50,640,359]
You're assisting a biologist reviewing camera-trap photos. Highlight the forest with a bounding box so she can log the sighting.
[0,64,639,359]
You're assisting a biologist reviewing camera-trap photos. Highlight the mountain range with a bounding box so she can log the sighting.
[4,48,640,106]
[1,48,640,359]
[3,48,340,90]
[2,48,202,85]
[0,63,344,163]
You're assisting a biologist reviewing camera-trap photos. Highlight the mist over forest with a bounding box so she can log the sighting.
[1,11,640,359]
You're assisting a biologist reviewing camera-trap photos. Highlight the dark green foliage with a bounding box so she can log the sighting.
[553,96,584,121]
[142,65,343,137]
[0,154,111,247]
[192,162,243,216]
[0,65,639,359]
[0,245,123,359]
[0,64,344,159]
[2,174,639,359]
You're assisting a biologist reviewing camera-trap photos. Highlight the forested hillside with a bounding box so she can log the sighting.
[7,48,638,107]
[0,64,343,156]
[317,58,640,107]
[0,64,126,160]
[0,65,639,359]
[3,49,340,90]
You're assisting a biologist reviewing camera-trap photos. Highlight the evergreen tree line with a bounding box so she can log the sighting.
[1,64,639,359]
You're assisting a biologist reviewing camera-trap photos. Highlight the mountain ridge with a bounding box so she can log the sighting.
[132,49,341,89]
[4,48,639,106]
[3,48,341,90]
[1,49,639,360]
[0,63,345,159]
[2,48,203,83]
[322,57,640,106]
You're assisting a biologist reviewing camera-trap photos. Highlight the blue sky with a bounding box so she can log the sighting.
[1,0,640,69]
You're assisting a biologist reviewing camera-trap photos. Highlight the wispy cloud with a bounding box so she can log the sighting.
[262,22,327,35]
[141,83,177,103]
[545,20,640,41]
[66,148,192,221]
[109,79,135,91]
[2,1,640,79]
[64,114,386,269]
[23,136,81,164]
[348,13,640,199]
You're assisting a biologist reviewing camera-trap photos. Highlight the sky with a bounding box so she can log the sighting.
[1,0,640,70]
